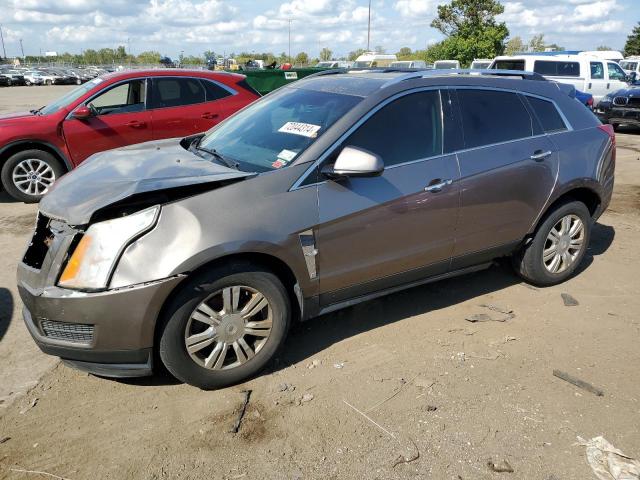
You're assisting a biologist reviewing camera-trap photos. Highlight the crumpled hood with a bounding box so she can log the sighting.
[40,137,254,225]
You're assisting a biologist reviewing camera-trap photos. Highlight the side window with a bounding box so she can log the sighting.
[526,96,567,133]
[608,62,626,81]
[342,90,442,167]
[88,80,146,115]
[457,89,533,149]
[534,61,580,77]
[590,62,605,80]
[200,79,232,102]
[150,77,206,109]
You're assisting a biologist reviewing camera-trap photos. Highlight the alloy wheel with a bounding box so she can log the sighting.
[12,158,56,196]
[184,286,272,370]
[543,214,585,274]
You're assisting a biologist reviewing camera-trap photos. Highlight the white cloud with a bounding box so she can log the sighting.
[394,0,437,18]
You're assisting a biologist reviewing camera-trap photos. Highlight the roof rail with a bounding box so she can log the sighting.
[381,68,547,88]
[302,66,431,81]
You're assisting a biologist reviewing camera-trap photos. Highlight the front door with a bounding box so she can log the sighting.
[607,62,629,93]
[63,79,152,163]
[588,61,608,104]
[316,90,460,307]
[451,88,559,267]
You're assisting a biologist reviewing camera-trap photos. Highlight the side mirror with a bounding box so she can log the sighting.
[71,105,93,120]
[322,146,384,179]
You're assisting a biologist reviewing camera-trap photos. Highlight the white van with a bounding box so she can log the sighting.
[353,53,397,68]
[620,57,640,77]
[470,59,492,69]
[490,54,630,105]
[580,50,624,63]
[389,60,431,69]
[315,61,352,69]
[434,60,460,69]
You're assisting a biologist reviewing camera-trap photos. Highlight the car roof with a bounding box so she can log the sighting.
[99,68,246,83]
[293,69,561,98]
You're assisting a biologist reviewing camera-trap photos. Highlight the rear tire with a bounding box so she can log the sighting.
[159,264,291,389]
[512,200,591,286]
[1,149,65,203]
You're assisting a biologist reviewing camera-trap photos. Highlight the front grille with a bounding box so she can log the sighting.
[40,320,94,344]
[613,97,628,106]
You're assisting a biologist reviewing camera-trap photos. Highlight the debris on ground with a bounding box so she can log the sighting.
[306,359,321,369]
[426,405,437,412]
[301,393,314,404]
[19,397,38,415]
[414,377,436,389]
[487,459,514,473]
[229,390,252,434]
[466,304,515,323]
[561,293,580,306]
[0,436,10,444]
[553,370,604,396]
[9,468,71,480]
[333,362,345,369]
[277,383,295,392]
[392,437,420,468]
[577,436,640,480]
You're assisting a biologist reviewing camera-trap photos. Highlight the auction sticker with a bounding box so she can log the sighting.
[284,72,298,80]
[278,122,321,138]
[277,149,297,162]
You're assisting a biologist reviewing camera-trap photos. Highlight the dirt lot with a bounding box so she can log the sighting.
[1,86,640,480]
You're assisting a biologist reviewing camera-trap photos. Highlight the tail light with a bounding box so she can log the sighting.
[587,97,594,108]
[598,124,616,163]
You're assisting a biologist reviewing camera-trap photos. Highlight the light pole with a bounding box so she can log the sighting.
[367,0,371,52]
[0,24,6,59]
[288,19,292,63]
[19,38,24,59]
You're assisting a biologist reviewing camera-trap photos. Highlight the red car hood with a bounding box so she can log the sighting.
[0,111,35,121]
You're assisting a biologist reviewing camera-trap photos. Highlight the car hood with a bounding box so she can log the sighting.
[39,137,255,225]
[609,87,640,98]
[0,111,35,121]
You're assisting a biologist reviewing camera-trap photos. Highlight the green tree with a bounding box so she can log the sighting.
[504,36,524,55]
[596,45,612,51]
[319,47,332,61]
[547,43,563,52]
[430,0,509,67]
[116,45,127,59]
[624,22,640,56]
[348,48,366,61]
[136,50,162,64]
[528,34,546,52]
[397,47,412,59]
[294,52,309,65]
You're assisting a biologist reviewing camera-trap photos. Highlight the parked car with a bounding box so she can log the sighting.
[490,54,632,105]
[30,70,63,85]
[434,60,461,69]
[17,70,615,389]
[23,71,45,86]
[353,52,397,68]
[596,85,640,130]
[620,58,640,77]
[575,89,594,109]
[390,60,431,69]
[0,69,26,86]
[0,75,10,87]
[470,59,492,70]
[0,69,260,202]
[315,61,352,69]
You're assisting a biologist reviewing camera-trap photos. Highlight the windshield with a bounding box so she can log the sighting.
[620,61,638,71]
[353,61,371,68]
[199,87,362,172]
[40,77,104,115]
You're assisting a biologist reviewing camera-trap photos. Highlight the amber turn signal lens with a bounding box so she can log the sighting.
[59,235,92,284]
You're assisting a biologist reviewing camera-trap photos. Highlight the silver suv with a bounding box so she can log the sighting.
[18,70,615,389]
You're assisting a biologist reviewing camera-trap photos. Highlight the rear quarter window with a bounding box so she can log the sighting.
[533,61,580,77]
[493,60,525,71]
[456,89,533,149]
[526,96,567,133]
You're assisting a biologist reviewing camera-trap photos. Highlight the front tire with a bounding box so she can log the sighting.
[512,200,591,286]
[159,264,291,389]
[1,149,64,203]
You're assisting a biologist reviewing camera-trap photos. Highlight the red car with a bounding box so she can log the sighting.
[0,69,260,202]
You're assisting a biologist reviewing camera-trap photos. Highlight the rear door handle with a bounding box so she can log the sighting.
[125,120,146,128]
[530,150,552,161]
[424,178,452,192]
[201,112,219,119]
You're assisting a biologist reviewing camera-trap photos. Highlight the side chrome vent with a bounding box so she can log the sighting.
[299,229,318,279]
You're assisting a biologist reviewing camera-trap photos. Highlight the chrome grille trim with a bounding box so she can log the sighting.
[613,97,628,106]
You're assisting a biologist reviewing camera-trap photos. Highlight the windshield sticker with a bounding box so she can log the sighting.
[278,122,321,138]
[277,149,297,162]
[284,72,298,80]
[272,159,287,169]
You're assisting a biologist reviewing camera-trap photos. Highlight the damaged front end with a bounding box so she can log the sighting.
[16,137,253,376]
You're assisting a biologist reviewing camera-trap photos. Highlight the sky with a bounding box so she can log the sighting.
[0,0,637,59]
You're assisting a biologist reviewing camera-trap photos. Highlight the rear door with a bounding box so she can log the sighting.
[149,76,210,139]
[316,89,460,307]
[451,88,559,268]
[63,78,152,163]
[587,61,608,104]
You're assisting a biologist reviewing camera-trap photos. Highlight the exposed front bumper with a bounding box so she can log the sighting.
[19,275,185,377]
[597,106,640,126]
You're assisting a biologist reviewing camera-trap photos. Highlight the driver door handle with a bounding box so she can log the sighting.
[530,150,552,161]
[125,120,146,128]
[425,178,452,192]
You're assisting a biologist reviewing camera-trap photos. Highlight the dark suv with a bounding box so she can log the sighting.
[17,70,615,389]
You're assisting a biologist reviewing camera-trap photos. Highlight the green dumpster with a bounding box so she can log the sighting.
[233,68,328,96]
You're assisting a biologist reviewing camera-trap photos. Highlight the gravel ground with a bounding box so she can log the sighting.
[0,85,639,480]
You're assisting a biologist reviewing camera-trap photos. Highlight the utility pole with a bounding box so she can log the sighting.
[367,0,371,52]
[288,19,292,63]
[19,38,24,58]
[0,24,6,59]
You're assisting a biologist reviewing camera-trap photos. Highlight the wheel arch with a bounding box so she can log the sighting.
[530,186,601,237]
[0,140,73,174]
